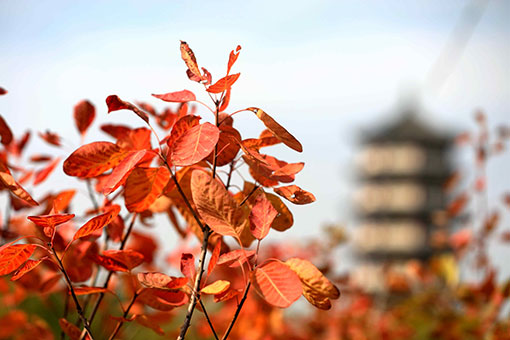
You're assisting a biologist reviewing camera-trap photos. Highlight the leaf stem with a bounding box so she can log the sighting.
[221,282,251,340]
[177,226,211,340]
[107,290,140,340]
[199,298,219,340]
[50,245,95,340]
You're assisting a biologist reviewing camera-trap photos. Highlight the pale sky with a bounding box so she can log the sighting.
[1,0,509,275]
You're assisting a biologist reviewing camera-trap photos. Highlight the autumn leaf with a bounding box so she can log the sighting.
[139,288,188,311]
[249,194,277,240]
[38,130,62,147]
[63,141,126,178]
[0,162,39,206]
[191,170,244,238]
[247,107,302,152]
[227,45,241,75]
[28,213,75,238]
[206,125,241,167]
[207,73,240,94]
[285,258,340,310]
[73,286,109,296]
[106,95,149,124]
[152,90,196,103]
[0,87,7,95]
[180,253,196,280]
[124,166,170,212]
[274,185,316,205]
[90,254,129,272]
[33,157,60,185]
[59,318,90,340]
[10,257,46,281]
[165,115,201,151]
[217,249,256,267]
[135,315,165,336]
[207,239,221,277]
[180,41,203,82]
[0,115,13,145]
[73,100,95,136]
[0,244,37,276]
[251,260,302,308]
[447,193,469,218]
[103,149,149,195]
[72,205,121,241]
[103,249,144,270]
[169,123,220,167]
[201,280,230,295]
[138,272,188,290]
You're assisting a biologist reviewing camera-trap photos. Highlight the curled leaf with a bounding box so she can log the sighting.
[152,90,196,103]
[274,185,315,205]
[207,73,240,94]
[106,95,149,124]
[180,41,203,82]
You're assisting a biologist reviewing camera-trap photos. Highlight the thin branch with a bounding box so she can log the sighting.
[85,180,99,211]
[199,299,219,340]
[107,290,140,340]
[239,185,260,207]
[177,226,211,340]
[60,287,70,340]
[225,159,236,190]
[221,282,251,340]
[50,245,95,340]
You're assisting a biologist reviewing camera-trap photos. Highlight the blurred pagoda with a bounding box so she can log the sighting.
[352,107,454,293]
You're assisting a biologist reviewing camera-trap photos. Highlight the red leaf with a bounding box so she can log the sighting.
[73,100,96,136]
[106,95,149,124]
[250,194,277,240]
[103,249,144,270]
[106,215,124,242]
[180,253,195,280]
[124,166,170,212]
[101,124,131,139]
[63,141,126,178]
[207,73,240,94]
[274,185,316,205]
[33,157,60,185]
[28,213,75,238]
[90,254,129,272]
[152,90,196,103]
[10,257,46,281]
[30,154,52,163]
[217,249,256,267]
[73,286,109,296]
[73,205,121,241]
[447,193,469,218]
[0,115,13,145]
[0,244,37,275]
[191,170,243,238]
[207,239,221,277]
[0,162,39,206]
[139,288,188,310]
[180,41,203,82]
[251,260,302,308]
[169,123,220,167]
[0,87,6,95]
[206,125,241,167]
[59,318,89,340]
[248,107,302,152]
[227,45,241,75]
[103,150,149,195]
[137,272,188,289]
[38,130,62,147]
[165,115,201,150]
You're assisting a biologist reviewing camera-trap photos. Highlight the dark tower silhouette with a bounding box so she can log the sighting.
[352,109,454,292]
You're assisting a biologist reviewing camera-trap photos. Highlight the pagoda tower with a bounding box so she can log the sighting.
[352,109,453,293]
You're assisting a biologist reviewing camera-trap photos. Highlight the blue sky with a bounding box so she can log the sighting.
[1,0,509,273]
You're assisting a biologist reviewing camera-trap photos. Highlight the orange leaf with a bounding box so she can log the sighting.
[180,253,195,280]
[33,157,60,185]
[251,260,302,308]
[90,254,129,272]
[10,257,46,281]
[139,288,188,311]
[39,130,62,147]
[137,272,188,290]
[73,286,109,296]
[201,280,230,295]
[0,162,38,206]
[106,95,149,124]
[447,193,469,218]
[170,123,220,167]
[152,90,196,103]
[59,318,89,340]
[73,205,121,241]
[124,166,170,212]
[180,41,203,82]
[191,170,243,238]
[0,244,37,275]
[28,213,75,238]
[0,115,13,145]
[227,45,241,75]
[53,190,76,213]
[135,315,165,336]
[73,100,96,136]
[217,249,256,267]
[207,239,221,277]
[285,258,340,310]
[247,107,302,152]
[101,124,131,139]
[103,149,149,195]
[274,185,316,205]
[207,73,241,94]
[249,194,277,240]
[165,115,201,150]
[103,249,144,270]
[63,141,126,178]
[206,125,241,167]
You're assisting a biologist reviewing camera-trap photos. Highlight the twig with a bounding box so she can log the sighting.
[60,288,70,340]
[50,245,95,340]
[221,282,251,340]
[85,179,99,211]
[225,159,236,190]
[199,299,219,340]
[177,226,211,340]
[107,290,140,340]
[239,185,260,207]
